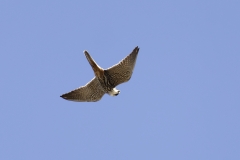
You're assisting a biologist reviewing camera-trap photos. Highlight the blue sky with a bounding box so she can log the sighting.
[1,0,240,159]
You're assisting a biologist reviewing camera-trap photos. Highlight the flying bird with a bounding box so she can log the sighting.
[60,46,139,102]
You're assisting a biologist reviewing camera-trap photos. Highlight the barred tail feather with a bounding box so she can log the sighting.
[84,50,104,77]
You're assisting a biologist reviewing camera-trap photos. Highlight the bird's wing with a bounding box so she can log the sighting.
[60,77,105,102]
[106,46,139,87]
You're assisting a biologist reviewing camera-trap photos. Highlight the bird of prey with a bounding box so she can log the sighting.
[60,46,139,102]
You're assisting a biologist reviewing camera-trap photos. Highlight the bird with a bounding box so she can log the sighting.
[60,46,139,102]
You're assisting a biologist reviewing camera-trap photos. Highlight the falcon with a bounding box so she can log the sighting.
[60,46,139,102]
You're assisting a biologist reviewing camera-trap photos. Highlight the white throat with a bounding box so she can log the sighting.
[108,88,120,96]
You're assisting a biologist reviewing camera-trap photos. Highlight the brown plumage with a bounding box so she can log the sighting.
[60,46,139,102]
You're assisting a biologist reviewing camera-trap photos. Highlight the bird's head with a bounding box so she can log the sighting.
[108,88,120,96]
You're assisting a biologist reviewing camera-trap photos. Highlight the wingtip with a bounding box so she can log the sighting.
[60,94,67,99]
[134,46,140,52]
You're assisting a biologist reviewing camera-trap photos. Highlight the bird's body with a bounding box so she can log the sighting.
[60,46,139,102]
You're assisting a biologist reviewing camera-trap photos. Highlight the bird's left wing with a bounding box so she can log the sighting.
[60,77,105,102]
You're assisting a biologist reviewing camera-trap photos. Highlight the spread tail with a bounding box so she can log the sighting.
[84,50,103,77]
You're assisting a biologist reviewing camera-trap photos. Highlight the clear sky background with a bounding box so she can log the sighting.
[1,0,240,159]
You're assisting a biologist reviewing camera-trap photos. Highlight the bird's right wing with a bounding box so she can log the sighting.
[60,77,105,102]
[106,46,139,87]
